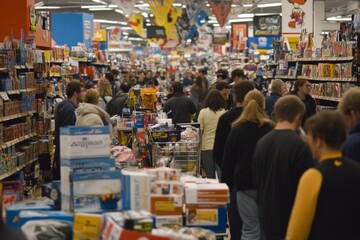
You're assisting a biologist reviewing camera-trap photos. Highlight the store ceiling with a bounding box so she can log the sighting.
[35,0,359,37]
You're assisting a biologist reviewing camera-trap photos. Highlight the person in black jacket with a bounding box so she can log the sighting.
[213,81,255,240]
[265,79,285,118]
[338,88,360,163]
[53,81,85,180]
[291,79,316,126]
[106,81,130,117]
[253,95,314,240]
[287,111,360,240]
[222,90,273,240]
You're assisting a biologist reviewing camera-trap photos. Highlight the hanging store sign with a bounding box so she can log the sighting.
[253,14,282,37]
[282,0,314,34]
[93,29,107,42]
[231,23,248,51]
[208,0,234,27]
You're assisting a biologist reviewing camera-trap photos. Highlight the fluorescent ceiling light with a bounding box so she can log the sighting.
[121,27,133,30]
[81,5,106,8]
[150,13,154,17]
[229,18,253,22]
[187,39,192,43]
[35,1,44,7]
[89,7,113,11]
[173,3,182,7]
[92,0,107,4]
[146,19,150,22]
[213,23,220,26]
[327,16,352,21]
[134,3,150,7]
[238,13,254,18]
[182,4,187,8]
[200,19,206,23]
[209,16,217,20]
[35,6,61,9]
[225,26,232,29]
[243,4,253,7]
[123,32,129,35]
[108,4,117,8]
[129,37,144,41]
[142,12,148,18]
[208,20,218,23]
[258,3,282,8]
[115,9,124,14]
[146,23,151,26]
[120,22,128,25]
[94,19,118,24]
[255,13,277,16]
[206,4,210,7]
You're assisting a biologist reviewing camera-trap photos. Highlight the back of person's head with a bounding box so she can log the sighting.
[105,72,114,82]
[84,89,100,105]
[111,69,120,76]
[120,81,131,93]
[338,88,360,117]
[194,76,204,88]
[293,79,308,93]
[234,81,255,103]
[233,89,269,127]
[204,89,226,112]
[216,82,231,91]
[231,68,245,80]
[305,111,346,150]
[98,80,113,97]
[199,68,208,75]
[216,69,229,80]
[85,82,95,90]
[274,95,305,123]
[271,79,285,95]
[172,82,183,94]
[66,81,83,98]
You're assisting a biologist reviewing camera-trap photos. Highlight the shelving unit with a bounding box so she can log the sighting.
[297,76,357,82]
[0,111,36,122]
[296,57,354,62]
[311,95,341,102]
[5,88,37,95]
[1,133,37,149]
[0,157,38,181]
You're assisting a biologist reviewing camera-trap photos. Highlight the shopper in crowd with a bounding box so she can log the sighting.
[231,68,246,84]
[76,89,110,126]
[106,81,131,117]
[190,76,207,114]
[53,81,85,180]
[215,82,232,110]
[213,81,255,240]
[183,72,194,87]
[105,72,119,96]
[222,89,273,240]
[137,71,147,86]
[198,68,209,90]
[266,79,286,118]
[286,111,360,240]
[198,90,227,179]
[253,95,314,240]
[98,80,113,111]
[163,82,197,124]
[85,82,96,90]
[291,79,316,126]
[216,69,229,83]
[338,88,360,163]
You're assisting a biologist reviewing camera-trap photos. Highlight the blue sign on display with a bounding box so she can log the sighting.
[248,37,280,50]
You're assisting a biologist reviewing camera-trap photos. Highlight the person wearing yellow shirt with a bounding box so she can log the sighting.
[286,111,360,240]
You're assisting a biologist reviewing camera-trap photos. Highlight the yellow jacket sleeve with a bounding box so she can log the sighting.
[286,168,323,240]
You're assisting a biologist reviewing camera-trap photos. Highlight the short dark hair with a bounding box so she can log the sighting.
[231,68,245,79]
[233,81,255,103]
[105,72,114,82]
[274,95,305,122]
[172,82,183,93]
[215,82,231,91]
[216,69,228,80]
[111,69,120,76]
[66,81,83,98]
[305,111,346,149]
[204,89,226,112]
[120,81,131,93]
[199,68,208,75]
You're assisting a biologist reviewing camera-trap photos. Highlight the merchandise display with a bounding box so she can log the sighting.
[0,0,359,239]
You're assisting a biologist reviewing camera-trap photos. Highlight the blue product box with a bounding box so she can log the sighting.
[185,205,227,233]
[6,203,53,229]
[64,170,121,213]
[19,210,73,226]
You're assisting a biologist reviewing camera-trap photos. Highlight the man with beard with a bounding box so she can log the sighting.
[253,95,314,240]
[53,81,85,180]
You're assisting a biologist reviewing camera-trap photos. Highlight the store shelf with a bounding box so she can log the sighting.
[0,157,38,181]
[49,75,61,77]
[296,57,353,62]
[0,67,7,72]
[311,95,341,102]
[6,88,36,94]
[274,75,296,80]
[297,76,357,82]
[0,111,36,122]
[1,133,37,149]
[115,127,133,132]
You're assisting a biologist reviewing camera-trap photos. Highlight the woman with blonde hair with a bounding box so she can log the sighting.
[98,80,113,110]
[75,89,110,126]
[221,89,274,240]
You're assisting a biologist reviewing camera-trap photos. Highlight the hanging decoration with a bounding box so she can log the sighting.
[164,7,182,40]
[208,0,234,27]
[147,0,174,27]
[127,13,145,38]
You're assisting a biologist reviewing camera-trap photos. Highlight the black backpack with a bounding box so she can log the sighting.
[106,93,129,117]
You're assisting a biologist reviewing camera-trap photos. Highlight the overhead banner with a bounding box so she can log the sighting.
[208,0,234,27]
[147,0,174,27]
[248,37,280,49]
[213,27,228,45]
[253,14,281,37]
[127,13,145,38]
[93,29,106,42]
[282,0,313,34]
[232,23,248,51]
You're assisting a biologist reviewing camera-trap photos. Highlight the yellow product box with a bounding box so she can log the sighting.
[73,213,102,240]
[318,63,335,78]
[150,194,183,216]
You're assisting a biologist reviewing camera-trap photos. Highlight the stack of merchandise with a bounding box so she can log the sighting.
[182,177,228,233]
[60,126,121,213]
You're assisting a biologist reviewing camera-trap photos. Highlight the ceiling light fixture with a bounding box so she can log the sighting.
[94,19,119,24]
[121,27,133,30]
[229,18,253,22]
[231,4,237,7]
[225,26,232,29]
[326,16,352,21]
[243,4,253,7]
[120,22,128,25]
[35,6,61,9]
[146,23,151,26]
[146,19,150,22]
[123,32,129,35]
[81,5,107,8]
[115,9,124,14]
[182,4,187,8]
[173,3,182,7]
[237,13,254,18]
[92,0,107,4]
[213,23,220,26]
[108,4,117,8]
[142,12,148,18]
[208,20,218,23]
[257,3,282,8]
[134,3,150,7]
[89,7,113,11]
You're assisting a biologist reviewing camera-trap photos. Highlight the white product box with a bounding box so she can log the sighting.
[60,126,110,160]
[156,215,183,228]
[121,170,151,211]
[145,167,181,181]
[151,181,184,195]
[185,183,229,205]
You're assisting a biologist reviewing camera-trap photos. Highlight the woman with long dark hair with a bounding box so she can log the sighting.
[190,76,207,113]
[291,79,316,126]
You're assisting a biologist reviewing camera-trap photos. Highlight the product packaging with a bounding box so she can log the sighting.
[73,213,102,240]
[184,183,229,205]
